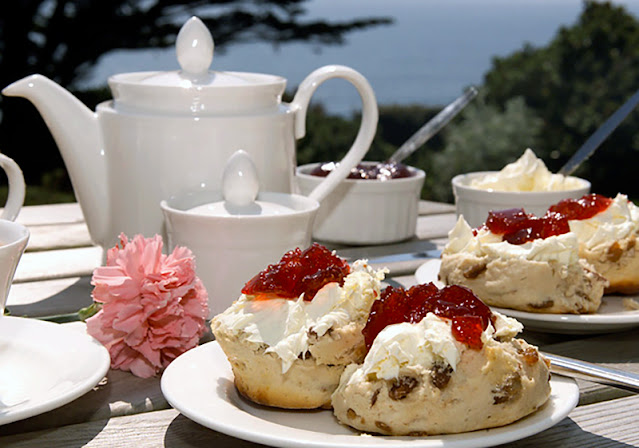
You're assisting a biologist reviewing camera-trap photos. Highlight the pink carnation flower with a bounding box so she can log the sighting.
[86,233,209,378]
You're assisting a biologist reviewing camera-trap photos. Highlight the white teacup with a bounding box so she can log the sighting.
[0,221,29,316]
[0,153,29,315]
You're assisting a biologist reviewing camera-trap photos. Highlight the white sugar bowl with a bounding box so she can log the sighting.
[162,151,345,318]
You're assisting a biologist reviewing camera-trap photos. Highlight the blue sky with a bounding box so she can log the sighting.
[82,0,639,114]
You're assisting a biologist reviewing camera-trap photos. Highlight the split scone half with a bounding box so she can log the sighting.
[332,284,551,435]
[561,193,639,295]
[211,244,386,409]
[439,215,607,314]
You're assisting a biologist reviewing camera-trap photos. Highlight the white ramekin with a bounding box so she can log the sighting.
[296,162,426,245]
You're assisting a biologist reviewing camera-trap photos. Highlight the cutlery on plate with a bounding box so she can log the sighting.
[356,249,442,266]
[543,352,639,393]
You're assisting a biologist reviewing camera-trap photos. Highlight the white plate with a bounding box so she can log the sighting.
[415,259,639,334]
[162,341,579,448]
[0,316,110,425]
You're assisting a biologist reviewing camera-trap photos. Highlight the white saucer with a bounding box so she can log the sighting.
[0,316,110,425]
[415,259,639,334]
[161,341,578,448]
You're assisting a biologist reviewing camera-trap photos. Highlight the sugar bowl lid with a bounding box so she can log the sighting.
[108,17,286,114]
[176,150,319,219]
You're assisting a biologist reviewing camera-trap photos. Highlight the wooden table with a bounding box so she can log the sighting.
[1,201,638,447]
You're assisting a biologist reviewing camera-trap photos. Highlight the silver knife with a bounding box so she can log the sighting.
[544,352,639,393]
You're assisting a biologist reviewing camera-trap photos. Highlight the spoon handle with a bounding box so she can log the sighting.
[558,87,639,176]
[543,352,639,394]
[388,86,478,164]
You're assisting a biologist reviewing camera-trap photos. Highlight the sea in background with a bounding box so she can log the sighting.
[81,0,639,115]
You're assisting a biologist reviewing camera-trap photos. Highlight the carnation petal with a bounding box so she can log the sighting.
[109,343,138,370]
[91,267,140,301]
[112,304,146,331]
[127,356,158,378]
[135,339,162,368]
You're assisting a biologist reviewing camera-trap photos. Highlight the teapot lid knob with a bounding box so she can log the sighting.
[222,150,260,213]
[176,16,214,81]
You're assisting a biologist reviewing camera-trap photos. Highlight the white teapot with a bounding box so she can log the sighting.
[2,17,377,250]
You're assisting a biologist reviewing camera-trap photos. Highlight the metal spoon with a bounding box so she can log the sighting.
[388,85,479,164]
[543,352,639,393]
[558,87,639,176]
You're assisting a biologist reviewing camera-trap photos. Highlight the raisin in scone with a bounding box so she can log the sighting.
[332,284,551,436]
[549,193,639,294]
[439,211,607,314]
[211,244,386,409]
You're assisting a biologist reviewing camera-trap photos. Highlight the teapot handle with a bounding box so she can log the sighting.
[290,65,378,203]
[0,154,25,221]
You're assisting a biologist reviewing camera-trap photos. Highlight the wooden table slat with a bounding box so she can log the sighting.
[13,203,84,226]
[13,246,102,284]
[416,212,458,240]
[26,222,93,252]
[418,200,455,216]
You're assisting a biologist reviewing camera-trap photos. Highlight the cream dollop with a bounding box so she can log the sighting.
[349,311,522,383]
[469,149,582,192]
[444,215,580,265]
[214,260,386,373]
[569,194,639,251]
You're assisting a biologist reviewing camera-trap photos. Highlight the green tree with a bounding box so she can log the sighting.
[483,0,639,198]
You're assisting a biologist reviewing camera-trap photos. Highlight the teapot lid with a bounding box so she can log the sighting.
[108,17,286,114]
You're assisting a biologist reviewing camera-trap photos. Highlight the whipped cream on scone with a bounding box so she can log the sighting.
[440,214,607,313]
[564,194,639,294]
[332,284,551,435]
[211,244,386,409]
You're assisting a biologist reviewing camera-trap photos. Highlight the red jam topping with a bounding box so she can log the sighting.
[241,243,350,301]
[363,283,494,351]
[481,194,613,245]
[548,193,613,221]
[485,208,570,245]
[310,161,413,180]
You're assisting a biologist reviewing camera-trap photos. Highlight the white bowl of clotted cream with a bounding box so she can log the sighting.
[452,149,590,228]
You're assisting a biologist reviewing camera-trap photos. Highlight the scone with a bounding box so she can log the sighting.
[211,243,386,409]
[332,283,551,436]
[549,193,639,294]
[439,210,607,313]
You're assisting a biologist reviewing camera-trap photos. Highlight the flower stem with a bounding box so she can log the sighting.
[3,302,102,324]
[78,302,102,321]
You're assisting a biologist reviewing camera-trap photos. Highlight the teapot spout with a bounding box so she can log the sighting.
[3,74,109,246]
